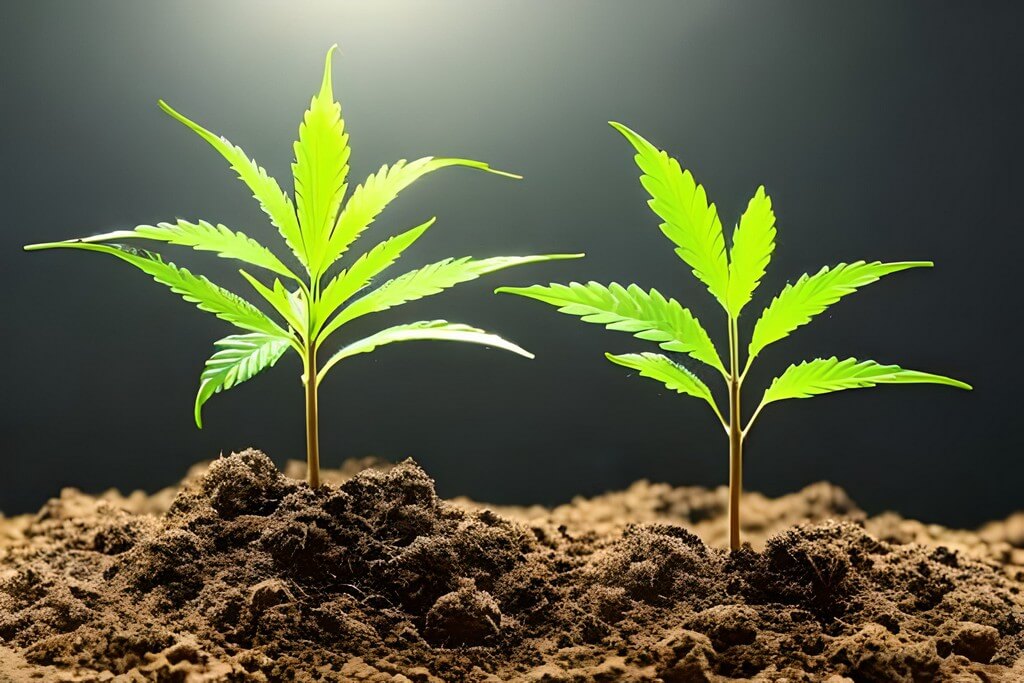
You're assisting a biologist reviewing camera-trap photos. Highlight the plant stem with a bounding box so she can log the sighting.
[727,317,743,551]
[304,342,321,489]
[728,374,742,551]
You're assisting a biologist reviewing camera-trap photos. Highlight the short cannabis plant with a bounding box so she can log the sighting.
[27,46,576,488]
[500,123,970,550]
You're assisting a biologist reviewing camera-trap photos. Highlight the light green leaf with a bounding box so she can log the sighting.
[72,220,297,280]
[610,122,729,308]
[315,218,435,335]
[240,270,307,335]
[748,261,932,360]
[25,241,285,336]
[317,320,532,384]
[293,45,350,275]
[195,333,291,427]
[320,157,520,270]
[761,356,971,407]
[726,186,776,316]
[158,99,307,269]
[497,281,725,375]
[319,253,582,342]
[605,352,720,416]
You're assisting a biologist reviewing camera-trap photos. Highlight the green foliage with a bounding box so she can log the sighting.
[605,352,720,418]
[496,281,724,375]
[26,45,578,480]
[318,320,534,383]
[195,333,291,427]
[609,122,730,307]
[748,261,931,360]
[500,121,969,546]
[762,357,970,405]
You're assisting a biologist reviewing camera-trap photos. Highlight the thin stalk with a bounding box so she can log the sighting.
[304,342,321,488]
[727,316,743,551]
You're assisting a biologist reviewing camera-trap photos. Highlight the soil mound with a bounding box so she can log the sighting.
[0,450,1022,681]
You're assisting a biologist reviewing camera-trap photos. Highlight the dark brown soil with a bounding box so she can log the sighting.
[1,450,1022,682]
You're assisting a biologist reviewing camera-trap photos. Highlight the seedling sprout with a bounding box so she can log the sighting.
[26,46,578,487]
[499,122,970,550]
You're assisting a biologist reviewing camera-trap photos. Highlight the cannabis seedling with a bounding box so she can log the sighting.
[500,123,970,550]
[26,46,577,488]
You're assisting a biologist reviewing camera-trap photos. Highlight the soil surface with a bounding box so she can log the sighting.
[1,450,1022,682]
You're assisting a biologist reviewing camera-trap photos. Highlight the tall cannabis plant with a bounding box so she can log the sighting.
[27,46,577,487]
[500,122,970,549]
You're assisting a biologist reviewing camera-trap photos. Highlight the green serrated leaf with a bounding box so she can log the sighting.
[319,253,583,342]
[726,186,776,317]
[761,356,971,407]
[25,241,285,336]
[158,99,307,269]
[317,320,532,384]
[320,157,521,271]
[605,352,720,417]
[497,281,725,375]
[315,218,435,335]
[195,333,290,427]
[748,261,932,360]
[293,45,350,275]
[73,220,298,280]
[610,122,729,309]
[240,270,307,335]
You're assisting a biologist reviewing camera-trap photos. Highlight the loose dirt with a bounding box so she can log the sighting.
[0,450,1021,682]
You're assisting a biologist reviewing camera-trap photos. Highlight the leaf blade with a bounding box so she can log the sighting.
[726,186,776,316]
[748,261,932,359]
[319,253,582,342]
[318,320,532,384]
[195,333,291,427]
[610,122,729,307]
[292,45,350,274]
[497,281,725,375]
[315,218,435,334]
[605,352,719,414]
[72,220,297,280]
[158,100,307,269]
[321,157,520,269]
[25,241,285,336]
[240,270,307,336]
[761,356,971,406]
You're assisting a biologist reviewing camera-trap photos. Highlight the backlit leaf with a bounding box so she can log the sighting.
[321,157,520,270]
[726,186,776,316]
[293,45,350,274]
[761,356,971,406]
[611,122,729,308]
[319,253,582,341]
[605,352,719,414]
[159,100,307,269]
[317,320,532,384]
[24,241,285,336]
[749,261,932,359]
[74,220,297,280]
[195,333,290,427]
[497,281,725,375]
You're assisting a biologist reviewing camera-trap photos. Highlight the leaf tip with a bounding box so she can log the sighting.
[157,99,177,117]
[486,167,523,180]
[319,45,338,99]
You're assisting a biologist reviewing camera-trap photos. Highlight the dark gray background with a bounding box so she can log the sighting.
[1,1,1019,525]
